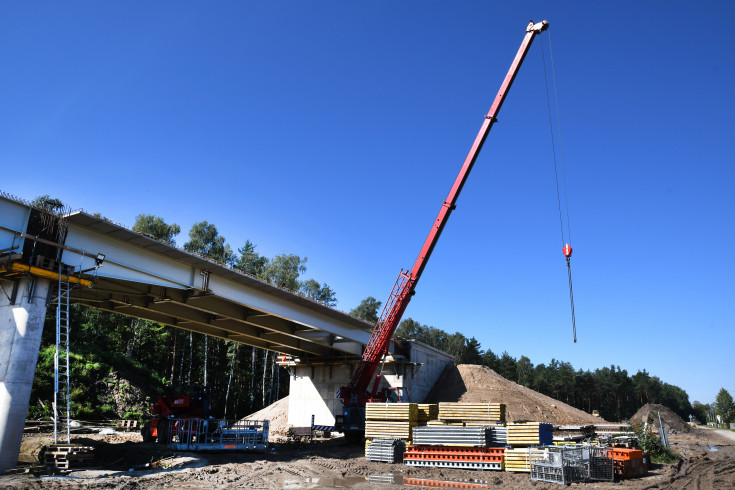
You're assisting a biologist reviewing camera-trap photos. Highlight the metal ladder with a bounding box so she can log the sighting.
[54,264,71,444]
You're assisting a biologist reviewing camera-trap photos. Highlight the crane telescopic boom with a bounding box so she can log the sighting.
[336,20,549,430]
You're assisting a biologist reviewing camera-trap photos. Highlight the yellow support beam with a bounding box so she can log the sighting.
[6,263,93,288]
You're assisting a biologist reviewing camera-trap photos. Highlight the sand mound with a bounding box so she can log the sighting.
[630,403,690,433]
[425,364,600,425]
[242,396,290,436]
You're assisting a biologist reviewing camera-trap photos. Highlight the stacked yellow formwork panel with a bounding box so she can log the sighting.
[365,403,418,441]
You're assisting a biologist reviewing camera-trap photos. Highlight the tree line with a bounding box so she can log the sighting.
[350,300,705,423]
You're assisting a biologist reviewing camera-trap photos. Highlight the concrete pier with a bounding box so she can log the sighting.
[287,340,454,428]
[0,277,51,474]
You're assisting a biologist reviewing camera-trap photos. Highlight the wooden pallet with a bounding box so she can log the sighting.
[43,444,95,471]
[366,403,418,421]
[117,420,139,431]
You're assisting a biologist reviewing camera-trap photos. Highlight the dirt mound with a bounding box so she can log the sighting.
[242,396,290,436]
[425,364,600,425]
[630,403,690,433]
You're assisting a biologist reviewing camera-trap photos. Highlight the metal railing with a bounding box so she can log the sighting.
[165,418,269,451]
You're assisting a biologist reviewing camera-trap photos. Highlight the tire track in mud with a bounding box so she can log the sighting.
[656,451,735,489]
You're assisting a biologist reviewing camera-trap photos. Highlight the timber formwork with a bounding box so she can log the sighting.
[437,403,505,424]
[507,422,553,446]
[365,402,418,441]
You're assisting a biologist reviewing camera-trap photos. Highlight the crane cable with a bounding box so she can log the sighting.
[541,31,577,343]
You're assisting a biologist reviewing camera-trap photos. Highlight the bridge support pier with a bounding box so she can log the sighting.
[0,277,51,474]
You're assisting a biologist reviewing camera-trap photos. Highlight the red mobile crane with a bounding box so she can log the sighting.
[335,20,549,435]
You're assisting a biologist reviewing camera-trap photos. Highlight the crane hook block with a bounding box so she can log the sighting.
[563,244,573,258]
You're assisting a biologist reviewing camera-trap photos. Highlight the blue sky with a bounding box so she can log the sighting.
[1,2,733,406]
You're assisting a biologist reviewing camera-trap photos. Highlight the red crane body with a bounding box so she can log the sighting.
[337,20,549,413]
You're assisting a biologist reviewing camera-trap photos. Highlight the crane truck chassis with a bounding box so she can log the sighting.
[334,20,550,437]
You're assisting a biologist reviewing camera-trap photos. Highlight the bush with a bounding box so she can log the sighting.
[631,419,679,464]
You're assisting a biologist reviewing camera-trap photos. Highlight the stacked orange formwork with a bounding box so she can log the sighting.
[404,446,504,470]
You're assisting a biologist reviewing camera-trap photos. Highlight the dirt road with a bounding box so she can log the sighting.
[2,427,734,489]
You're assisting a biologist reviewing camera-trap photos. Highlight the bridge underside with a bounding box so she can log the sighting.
[74,275,357,359]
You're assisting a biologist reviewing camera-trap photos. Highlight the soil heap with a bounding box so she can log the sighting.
[630,403,690,432]
[425,364,600,425]
[242,395,290,437]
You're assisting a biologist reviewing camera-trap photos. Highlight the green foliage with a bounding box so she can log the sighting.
[300,279,337,306]
[132,214,181,244]
[262,254,306,291]
[184,221,235,264]
[350,296,382,323]
[691,401,709,424]
[632,419,679,464]
[715,388,734,423]
[395,318,483,365]
[31,194,64,212]
[235,240,269,277]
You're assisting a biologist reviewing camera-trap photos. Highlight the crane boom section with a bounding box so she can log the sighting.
[343,20,549,403]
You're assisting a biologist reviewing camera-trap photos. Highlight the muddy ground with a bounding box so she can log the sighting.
[2,427,734,489]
